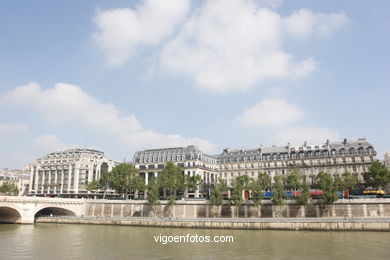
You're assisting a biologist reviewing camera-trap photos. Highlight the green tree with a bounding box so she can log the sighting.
[258,172,271,191]
[286,170,302,191]
[110,163,139,199]
[363,161,390,189]
[168,195,176,205]
[99,171,114,199]
[184,175,203,198]
[272,174,286,205]
[130,174,145,199]
[210,180,228,205]
[147,179,160,206]
[231,175,252,205]
[334,176,344,192]
[316,171,338,205]
[0,182,19,195]
[341,172,359,190]
[87,180,100,192]
[296,181,310,205]
[159,162,184,202]
[249,179,263,206]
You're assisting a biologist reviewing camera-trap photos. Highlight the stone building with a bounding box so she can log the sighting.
[133,138,377,197]
[384,152,390,170]
[27,148,117,197]
[133,145,218,197]
[0,168,30,195]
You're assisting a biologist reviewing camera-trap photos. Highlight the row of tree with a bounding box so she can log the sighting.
[87,162,203,205]
[213,161,390,206]
[88,161,390,206]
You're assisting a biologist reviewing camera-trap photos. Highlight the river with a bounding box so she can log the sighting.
[1,224,389,259]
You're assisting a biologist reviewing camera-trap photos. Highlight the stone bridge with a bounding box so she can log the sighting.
[0,196,85,224]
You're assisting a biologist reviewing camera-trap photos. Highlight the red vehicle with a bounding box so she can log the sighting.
[310,189,324,199]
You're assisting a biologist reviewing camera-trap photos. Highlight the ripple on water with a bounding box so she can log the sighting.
[1,224,390,260]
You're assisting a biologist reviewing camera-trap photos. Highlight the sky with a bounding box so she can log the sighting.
[0,0,389,169]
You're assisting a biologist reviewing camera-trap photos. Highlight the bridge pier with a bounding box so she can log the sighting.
[21,212,35,224]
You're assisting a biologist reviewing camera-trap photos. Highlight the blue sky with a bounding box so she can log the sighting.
[0,0,389,168]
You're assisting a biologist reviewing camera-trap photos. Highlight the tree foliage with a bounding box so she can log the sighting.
[316,171,338,205]
[272,174,286,205]
[159,162,184,202]
[184,174,203,198]
[249,178,263,206]
[363,161,390,188]
[286,170,302,191]
[86,180,100,192]
[210,180,227,205]
[258,172,271,191]
[0,182,19,195]
[147,179,160,206]
[109,163,143,199]
[231,175,252,205]
[296,181,310,205]
[341,172,359,191]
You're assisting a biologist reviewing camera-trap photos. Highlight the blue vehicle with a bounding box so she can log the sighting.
[263,191,273,199]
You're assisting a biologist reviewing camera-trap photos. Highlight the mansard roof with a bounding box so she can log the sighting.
[133,138,375,160]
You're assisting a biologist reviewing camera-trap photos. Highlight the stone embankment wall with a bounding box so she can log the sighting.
[83,199,390,219]
[36,217,390,231]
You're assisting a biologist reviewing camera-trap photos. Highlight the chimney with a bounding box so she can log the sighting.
[343,138,347,145]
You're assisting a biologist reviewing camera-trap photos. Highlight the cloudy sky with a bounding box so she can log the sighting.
[0,0,389,168]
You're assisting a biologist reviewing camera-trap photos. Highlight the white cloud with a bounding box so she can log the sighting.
[94,0,191,66]
[33,135,75,151]
[93,0,348,93]
[0,122,28,134]
[160,0,316,93]
[274,126,341,145]
[284,9,349,38]
[0,82,216,153]
[236,98,305,127]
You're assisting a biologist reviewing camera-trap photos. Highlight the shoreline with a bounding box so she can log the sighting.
[35,216,390,231]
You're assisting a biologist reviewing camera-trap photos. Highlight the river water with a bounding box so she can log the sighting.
[0,224,389,259]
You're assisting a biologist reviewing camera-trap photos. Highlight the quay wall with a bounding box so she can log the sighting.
[83,199,390,219]
[36,217,390,231]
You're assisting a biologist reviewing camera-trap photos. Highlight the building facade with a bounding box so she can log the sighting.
[27,148,116,197]
[0,168,30,195]
[133,138,377,197]
[384,153,390,170]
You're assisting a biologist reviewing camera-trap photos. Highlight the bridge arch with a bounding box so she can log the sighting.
[0,206,22,223]
[34,207,76,218]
